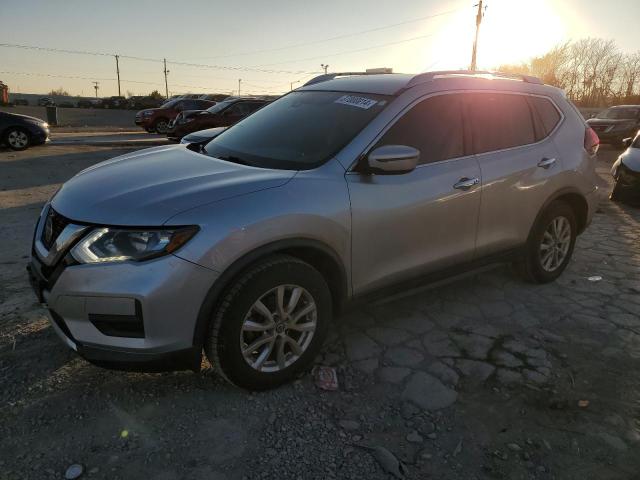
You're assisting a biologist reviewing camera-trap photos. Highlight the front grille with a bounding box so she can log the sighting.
[42,208,70,249]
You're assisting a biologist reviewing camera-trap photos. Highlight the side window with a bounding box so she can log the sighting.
[374,94,464,165]
[466,93,536,154]
[528,96,561,140]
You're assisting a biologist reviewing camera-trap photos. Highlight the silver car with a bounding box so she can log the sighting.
[28,71,600,389]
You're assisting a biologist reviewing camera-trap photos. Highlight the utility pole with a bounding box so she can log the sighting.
[114,55,121,97]
[92,81,99,98]
[238,78,242,96]
[321,63,329,74]
[290,80,300,91]
[470,0,485,71]
[163,58,169,99]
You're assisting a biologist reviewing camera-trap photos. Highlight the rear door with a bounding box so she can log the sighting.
[464,92,563,257]
[348,93,482,294]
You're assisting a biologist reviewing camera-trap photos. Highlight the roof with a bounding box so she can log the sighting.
[300,70,545,96]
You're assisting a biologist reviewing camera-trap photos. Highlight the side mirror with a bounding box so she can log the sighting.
[367,145,419,174]
[623,137,633,148]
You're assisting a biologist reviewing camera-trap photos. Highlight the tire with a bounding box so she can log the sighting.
[514,200,577,284]
[205,254,331,390]
[153,118,169,134]
[4,127,31,151]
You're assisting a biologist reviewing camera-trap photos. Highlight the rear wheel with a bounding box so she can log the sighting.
[4,128,31,150]
[153,118,169,134]
[205,255,331,390]
[514,201,577,283]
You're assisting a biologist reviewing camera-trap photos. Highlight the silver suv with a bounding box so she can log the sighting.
[28,71,600,389]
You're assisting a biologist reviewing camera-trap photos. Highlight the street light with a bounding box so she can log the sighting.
[290,80,300,91]
[321,64,329,74]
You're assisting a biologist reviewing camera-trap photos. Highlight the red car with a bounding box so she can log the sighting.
[166,97,271,141]
[135,98,216,133]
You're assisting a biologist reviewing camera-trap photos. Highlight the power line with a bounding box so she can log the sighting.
[0,43,320,75]
[184,7,462,60]
[256,33,436,67]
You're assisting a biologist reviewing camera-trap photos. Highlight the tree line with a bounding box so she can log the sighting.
[499,38,640,107]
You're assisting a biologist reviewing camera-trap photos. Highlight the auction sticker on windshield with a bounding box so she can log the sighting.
[335,95,378,110]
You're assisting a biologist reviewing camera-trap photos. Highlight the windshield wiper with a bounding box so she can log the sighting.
[216,155,253,166]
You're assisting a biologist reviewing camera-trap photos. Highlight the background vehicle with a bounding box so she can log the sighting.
[167,97,269,141]
[180,126,228,145]
[127,96,163,110]
[135,98,215,133]
[586,105,640,148]
[199,94,230,102]
[610,131,640,201]
[37,97,55,106]
[101,96,127,109]
[29,71,598,390]
[57,101,75,108]
[0,110,49,150]
[13,98,29,106]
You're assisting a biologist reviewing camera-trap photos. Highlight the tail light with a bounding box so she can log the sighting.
[584,127,599,155]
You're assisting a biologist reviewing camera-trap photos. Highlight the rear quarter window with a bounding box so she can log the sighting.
[465,93,536,154]
[528,96,562,140]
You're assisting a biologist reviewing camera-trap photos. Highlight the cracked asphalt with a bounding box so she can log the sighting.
[1,144,639,479]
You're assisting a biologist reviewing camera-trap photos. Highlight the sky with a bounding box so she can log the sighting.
[1,0,638,97]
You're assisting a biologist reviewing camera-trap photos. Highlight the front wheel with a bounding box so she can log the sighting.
[153,118,169,134]
[205,255,331,390]
[4,128,31,150]
[514,201,577,283]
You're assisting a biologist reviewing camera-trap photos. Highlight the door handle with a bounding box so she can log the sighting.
[538,157,557,169]
[453,177,480,190]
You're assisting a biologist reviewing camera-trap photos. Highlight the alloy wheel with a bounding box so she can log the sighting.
[155,120,169,133]
[240,284,317,373]
[7,130,29,149]
[539,216,571,272]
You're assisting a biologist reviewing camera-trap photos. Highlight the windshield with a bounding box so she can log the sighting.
[597,107,640,120]
[206,99,236,114]
[204,91,391,169]
[161,99,180,109]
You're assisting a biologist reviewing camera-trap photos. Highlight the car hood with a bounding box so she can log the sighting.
[4,112,46,124]
[51,144,295,226]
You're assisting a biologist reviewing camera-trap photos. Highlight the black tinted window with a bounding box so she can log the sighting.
[205,91,390,169]
[529,96,561,139]
[467,93,535,154]
[375,94,464,164]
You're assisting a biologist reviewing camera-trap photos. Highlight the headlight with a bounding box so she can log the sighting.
[71,226,198,264]
[143,111,154,116]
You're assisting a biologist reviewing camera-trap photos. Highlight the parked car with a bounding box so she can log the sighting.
[13,98,29,106]
[586,105,640,148]
[77,99,95,108]
[37,97,55,106]
[180,126,228,145]
[28,71,599,389]
[199,94,230,102]
[167,97,269,141]
[58,101,75,108]
[128,96,163,110]
[0,110,49,150]
[610,130,640,201]
[101,96,127,109]
[135,98,216,134]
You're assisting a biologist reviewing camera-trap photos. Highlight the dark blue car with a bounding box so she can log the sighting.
[0,111,49,150]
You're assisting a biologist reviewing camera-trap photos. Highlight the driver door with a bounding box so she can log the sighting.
[347,93,482,295]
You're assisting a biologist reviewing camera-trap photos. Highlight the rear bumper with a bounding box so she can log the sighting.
[27,246,219,372]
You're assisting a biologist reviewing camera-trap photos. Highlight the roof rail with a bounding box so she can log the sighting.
[405,70,543,89]
[303,71,393,87]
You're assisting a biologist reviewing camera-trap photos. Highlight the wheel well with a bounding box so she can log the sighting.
[277,246,347,313]
[553,193,589,233]
[192,241,348,351]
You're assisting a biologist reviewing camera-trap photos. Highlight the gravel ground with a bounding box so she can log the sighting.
[1,144,639,480]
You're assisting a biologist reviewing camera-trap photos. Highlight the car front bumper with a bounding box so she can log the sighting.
[28,243,219,372]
